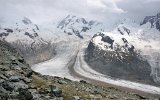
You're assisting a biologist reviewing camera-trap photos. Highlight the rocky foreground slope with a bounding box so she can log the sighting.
[0,39,153,99]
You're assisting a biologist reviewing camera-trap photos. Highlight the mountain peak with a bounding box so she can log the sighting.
[22,17,32,25]
[141,12,160,31]
[57,15,104,38]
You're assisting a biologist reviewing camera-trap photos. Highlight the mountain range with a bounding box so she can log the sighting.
[0,13,160,86]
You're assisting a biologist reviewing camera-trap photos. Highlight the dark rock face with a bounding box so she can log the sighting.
[0,32,9,38]
[18,88,33,100]
[101,36,114,49]
[0,28,14,38]
[51,85,62,97]
[85,39,155,85]
[22,17,32,25]
[11,40,56,65]
[117,26,131,35]
[25,32,34,39]
[4,28,13,33]
[141,12,160,31]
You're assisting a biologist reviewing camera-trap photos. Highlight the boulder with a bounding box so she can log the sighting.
[80,80,87,84]
[72,96,80,100]
[50,85,62,97]
[89,95,101,100]
[18,88,33,100]
[57,80,67,84]
[9,76,20,82]
[2,81,14,91]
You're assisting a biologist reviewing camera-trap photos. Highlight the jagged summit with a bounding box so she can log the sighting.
[22,17,32,25]
[0,17,56,65]
[141,12,160,31]
[57,15,104,38]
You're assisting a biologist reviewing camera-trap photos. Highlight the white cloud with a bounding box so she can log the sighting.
[145,0,160,3]
[87,0,126,14]
[0,0,159,25]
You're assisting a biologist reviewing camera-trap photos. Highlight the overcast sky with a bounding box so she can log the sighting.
[0,0,160,25]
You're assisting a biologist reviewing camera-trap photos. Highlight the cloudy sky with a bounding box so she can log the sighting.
[0,0,160,24]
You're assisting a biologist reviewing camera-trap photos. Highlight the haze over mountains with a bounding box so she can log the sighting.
[0,12,160,85]
[0,0,160,99]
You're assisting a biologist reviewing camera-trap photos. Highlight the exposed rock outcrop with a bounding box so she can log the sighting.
[141,12,160,31]
[85,32,155,85]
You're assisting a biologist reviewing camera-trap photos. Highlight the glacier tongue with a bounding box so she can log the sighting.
[32,40,81,80]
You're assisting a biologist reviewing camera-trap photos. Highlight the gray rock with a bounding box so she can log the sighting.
[91,97,100,100]
[108,95,118,99]
[18,88,33,100]
[57,80,67,84]
[52,97,64,100]
[0,92,8,100]
[10,56,17,61]
[0,65,10,71]
[25,69,33,77]
[51,85,62,97]
[9,76,20,82]
[11,60,18,65]
[22,77,32,83]
[0,86,7,93]
[72,96,80,100]
[2,81,14,91]
[85,88,92,93]
[18,57,25,63]
[4,71,16,77]
[80,80,87,84]
[90,95,101,100]
[13,82,29,91]
[29,89,41,100]
[52,88,62,97]
[0,74,7,80]
[10,65,21,70]
[0,79,5,83]
[8,92,19,99]
[92,88,103,94]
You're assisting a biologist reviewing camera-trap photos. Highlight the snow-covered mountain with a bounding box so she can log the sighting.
[0,17,41,43]
[0,15,103,64]
[141,12,160,31]
[1,13,160,86]
[0,15,102,64]
[57,15,104,38]
[0,17,56,64]
[85,19,160,85]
